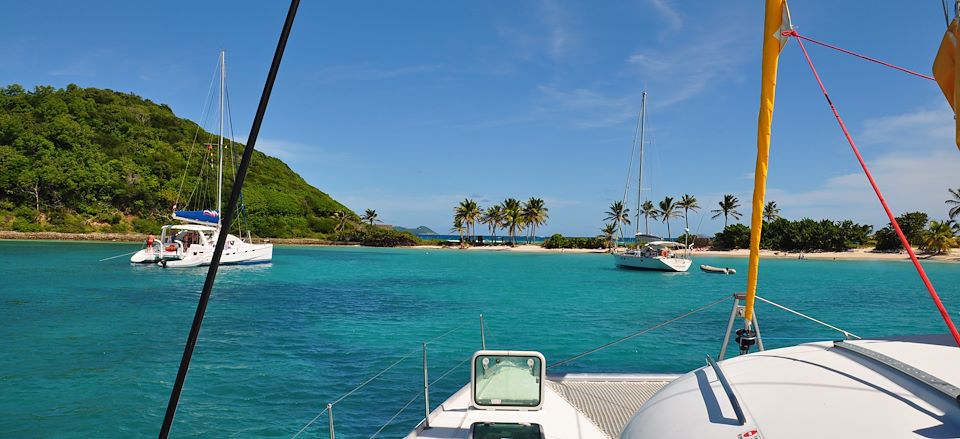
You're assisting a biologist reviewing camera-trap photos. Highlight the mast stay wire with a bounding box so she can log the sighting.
[943,0,951,27]
[174,58,221,210]
[620,109,642,241]
[549,295,732,368]
[787,32,960,348]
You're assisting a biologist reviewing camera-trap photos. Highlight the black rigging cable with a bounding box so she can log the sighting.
[944,0,952,27]
[158,1,300,437]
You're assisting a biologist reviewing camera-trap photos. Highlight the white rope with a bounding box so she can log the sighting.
[289,322,470,438]
[424,321,469,345]
[332,348,419,405]
[550,295,732,368]
[98,250,139,262]
[756,295,861,339]
[289,406,327,439]
[430,356,471,387]
[368,389,424,438]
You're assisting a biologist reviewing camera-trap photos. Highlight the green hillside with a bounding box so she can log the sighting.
[0,84,354,238]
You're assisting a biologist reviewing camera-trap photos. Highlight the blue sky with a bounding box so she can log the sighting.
[2,1,958,236]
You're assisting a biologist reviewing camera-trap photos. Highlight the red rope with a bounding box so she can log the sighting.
[782,30,935,81]
[791,35,960,348]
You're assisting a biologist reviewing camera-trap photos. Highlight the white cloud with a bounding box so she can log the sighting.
[859,108,953,148]
[492,0,579,63]
[540,0,575,60]
[767,107,960,225]
[238,137,352,167]
[627,31,746,107]
[535,85,637,128]
[648,0,683,31]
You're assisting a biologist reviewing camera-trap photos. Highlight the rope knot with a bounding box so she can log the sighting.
[781,29,799,37]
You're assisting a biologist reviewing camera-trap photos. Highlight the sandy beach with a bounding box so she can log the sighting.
[416,243,959,262]
[692,248,960,263]
[1,231,956,261]
[411,244,608,254]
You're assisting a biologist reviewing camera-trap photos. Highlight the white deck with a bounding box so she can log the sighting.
[407,374,675,439]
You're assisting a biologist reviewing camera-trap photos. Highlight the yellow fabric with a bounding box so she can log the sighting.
[744,0,787,322]
[933,18,960,151]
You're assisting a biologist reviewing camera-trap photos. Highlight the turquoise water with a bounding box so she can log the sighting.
[2,241,960,438]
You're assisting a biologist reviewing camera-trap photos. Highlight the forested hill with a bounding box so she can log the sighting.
[0,84,354,238]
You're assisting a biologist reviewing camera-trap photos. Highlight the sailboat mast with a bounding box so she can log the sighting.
[635,91,647,237]
[217,50,225,226]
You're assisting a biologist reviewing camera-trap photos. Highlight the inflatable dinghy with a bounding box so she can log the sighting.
[700,264,736,274]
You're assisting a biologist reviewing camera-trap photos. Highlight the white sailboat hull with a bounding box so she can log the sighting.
[161,240,273,268]
[130,249,160,264]
[613,253,691,272]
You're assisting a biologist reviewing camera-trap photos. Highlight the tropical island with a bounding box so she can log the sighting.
[1,83,958,259]
[0,83,421,246]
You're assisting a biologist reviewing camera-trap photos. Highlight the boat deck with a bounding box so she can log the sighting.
[406,373,677,439]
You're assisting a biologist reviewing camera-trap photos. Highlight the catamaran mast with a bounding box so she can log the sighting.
[635,91,647,237]
[217,50,225,228]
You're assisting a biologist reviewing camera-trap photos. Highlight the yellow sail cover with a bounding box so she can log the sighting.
[933,18,960,151]
[744,0,792,323]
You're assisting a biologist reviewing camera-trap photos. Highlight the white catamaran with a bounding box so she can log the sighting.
[130,51,272,267]
[612,91,692,272]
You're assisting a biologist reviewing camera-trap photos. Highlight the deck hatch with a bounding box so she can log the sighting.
[471,350,545,410]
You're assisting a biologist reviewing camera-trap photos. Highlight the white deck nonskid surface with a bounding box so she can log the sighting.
[408,374,677,439]
[547,375,675,438]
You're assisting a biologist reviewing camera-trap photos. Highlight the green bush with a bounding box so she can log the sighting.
[874,212,927,251]
[11,216,39,232]
[712,224,751,250]
[345,225,420,247]
[132,216,164,234]
[542,233,604,249]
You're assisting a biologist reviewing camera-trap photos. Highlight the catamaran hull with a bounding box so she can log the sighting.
[130,250,161,264]
[613,254,692,272]
[159,243,273,268]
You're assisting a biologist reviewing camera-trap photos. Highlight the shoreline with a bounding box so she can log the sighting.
[691,248,959,263]
[1,231,956,262]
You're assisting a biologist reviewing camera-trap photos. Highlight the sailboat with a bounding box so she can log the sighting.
[130,51,272,267]
[612,91,692,272]
[154,2,960,438]
[395,2,960,438]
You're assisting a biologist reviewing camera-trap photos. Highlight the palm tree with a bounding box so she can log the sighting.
[604,201,631,241]
[947,188,960,220]
[763,201,780,222]
[711,194,742,228]
[360,209,379,225]
[522,197,549,243]
[332,211,351,240]
[676,194,699,235]
[657,196,680,239]
[481,205,504,242]
[451,217,467,247]
[922,220,957,255]
[455,199,480,242]
[502,198,524,245]
[640,200,658,235]
[599,223,618,250]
